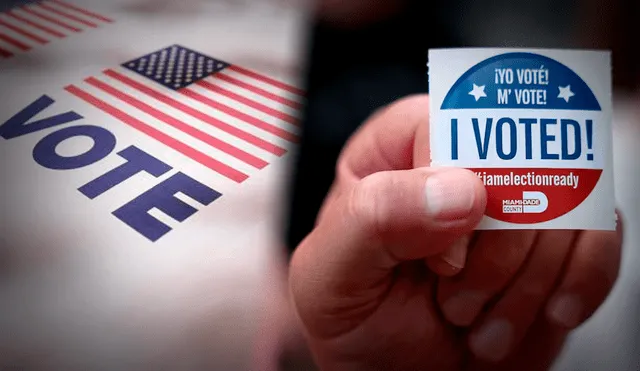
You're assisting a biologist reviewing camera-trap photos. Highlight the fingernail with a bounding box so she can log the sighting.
[440,236,470,269]
[425,171,476,221]
[469,319,513,362]
[547,294,584,328]
[442,291,485,326]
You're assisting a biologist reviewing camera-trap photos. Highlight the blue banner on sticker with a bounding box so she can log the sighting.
[441,53,601,111]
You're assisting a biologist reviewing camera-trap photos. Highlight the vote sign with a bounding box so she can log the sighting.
[429,49,615,230]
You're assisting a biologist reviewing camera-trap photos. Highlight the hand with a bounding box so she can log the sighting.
[288,95,623,370]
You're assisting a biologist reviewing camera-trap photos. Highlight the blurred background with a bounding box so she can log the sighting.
[0,0,639,370]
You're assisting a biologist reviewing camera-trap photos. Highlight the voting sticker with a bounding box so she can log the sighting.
[428,48,615,230]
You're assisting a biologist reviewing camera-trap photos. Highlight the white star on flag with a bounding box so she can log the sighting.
[558,85,575,102]
[469,83,487,101]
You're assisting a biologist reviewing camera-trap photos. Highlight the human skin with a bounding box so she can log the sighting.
[289,95,623,370]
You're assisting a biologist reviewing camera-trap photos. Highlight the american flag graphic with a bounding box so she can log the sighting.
[65,44,303,183]
[0,0,113,59]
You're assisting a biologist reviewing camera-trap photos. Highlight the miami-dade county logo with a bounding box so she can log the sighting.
[435,52,604,224]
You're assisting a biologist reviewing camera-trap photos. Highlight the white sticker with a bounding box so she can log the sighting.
[428,48,615,230]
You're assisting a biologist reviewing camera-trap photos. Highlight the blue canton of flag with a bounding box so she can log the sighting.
[122,45,231,91]
[1,1,41,12]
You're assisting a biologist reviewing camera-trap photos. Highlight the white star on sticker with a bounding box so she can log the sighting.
[558,85,575,102]
[469,84,487,101]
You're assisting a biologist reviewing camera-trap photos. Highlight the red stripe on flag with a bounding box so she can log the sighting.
[22,6,82,33]
[181,87,299,144]
[0,18,48,44]
[0,46,13,58]
[65,84,249,183]
[214,73,302,110]
[86,77,268,169]
[228,65,305,97]
[38,3,98,28]
[103,69,287,156]
[51,0,114,23]
[196,79,299,126]
[0,33,30,51]
[6,11,66,38]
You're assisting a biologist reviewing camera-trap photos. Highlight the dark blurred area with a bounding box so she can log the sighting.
[285,0,640,254]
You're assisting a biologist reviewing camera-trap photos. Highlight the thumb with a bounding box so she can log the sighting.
[289,167,486,338]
